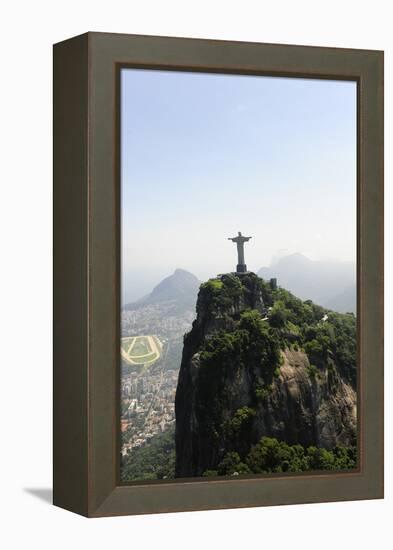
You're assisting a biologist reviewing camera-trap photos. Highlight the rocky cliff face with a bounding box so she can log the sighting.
[175,272,357,477]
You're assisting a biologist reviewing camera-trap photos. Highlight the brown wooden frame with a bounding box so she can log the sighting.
[53,32,384,517]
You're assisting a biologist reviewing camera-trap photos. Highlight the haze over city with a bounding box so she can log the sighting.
[121,68,356,303]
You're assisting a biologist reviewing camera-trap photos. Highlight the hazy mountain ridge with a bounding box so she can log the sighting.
[258,253,356,313]
[325,284,356,314]
[123,254,356,316]
[124,268,200,315]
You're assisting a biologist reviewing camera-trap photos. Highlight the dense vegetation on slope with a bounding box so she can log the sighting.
[121,428,356,481]
[204,437,357,476]
[121,273,357,482]
[120,425,175,482]
[267,285,356,385]
[198,273,356,387]
[175,272,357,477]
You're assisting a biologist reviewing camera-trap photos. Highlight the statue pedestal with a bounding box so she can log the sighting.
[236,264,247,273]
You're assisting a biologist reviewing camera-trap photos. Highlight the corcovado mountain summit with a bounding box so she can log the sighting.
[175,233,357,477]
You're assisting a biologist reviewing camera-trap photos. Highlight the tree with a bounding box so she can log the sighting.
[269,302,288,329]
[217,452,250,475]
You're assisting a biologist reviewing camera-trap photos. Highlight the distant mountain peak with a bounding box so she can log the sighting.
[124,269,200,313]
[259,253,356,313]
[171,268,200,280]
[272,253,311,267]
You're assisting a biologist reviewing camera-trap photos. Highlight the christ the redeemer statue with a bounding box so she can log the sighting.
[228,232,252,273]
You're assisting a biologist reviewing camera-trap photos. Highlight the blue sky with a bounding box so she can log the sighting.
[121,69,356,303]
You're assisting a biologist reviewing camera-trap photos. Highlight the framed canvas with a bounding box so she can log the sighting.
[53,32,384,517]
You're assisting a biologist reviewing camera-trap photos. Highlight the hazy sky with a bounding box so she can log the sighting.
[121,68,356,303]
